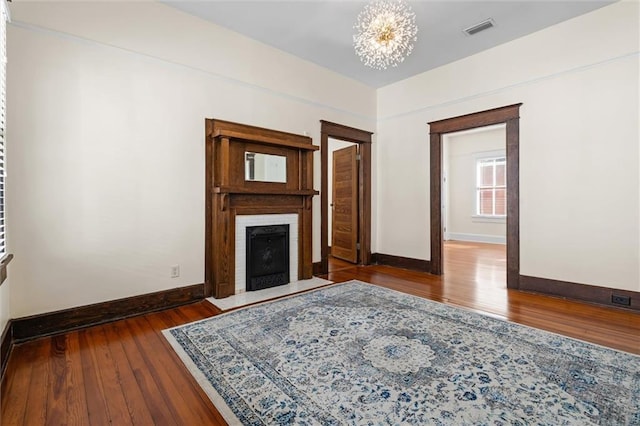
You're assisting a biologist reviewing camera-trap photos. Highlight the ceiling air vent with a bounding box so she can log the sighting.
[463,18,495,36]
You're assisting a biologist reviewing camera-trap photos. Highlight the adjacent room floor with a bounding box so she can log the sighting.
[2,242,638,425]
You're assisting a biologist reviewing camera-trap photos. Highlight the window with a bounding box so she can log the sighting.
[0,0,8,258]
[476,156,506,217]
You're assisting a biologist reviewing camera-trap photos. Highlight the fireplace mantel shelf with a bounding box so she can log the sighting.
[212,129,319,151]
[213,186,319,196]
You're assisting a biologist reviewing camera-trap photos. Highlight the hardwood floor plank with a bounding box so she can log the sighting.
[23,337,51,425]
[45,335,73,426]
[180,301,220,320]
[151,310,227,424]
[1,345,35,424]
[77,330,112,425]
[85,326,135,425]
[127,314,223,424]
[110,321,178,425]
[161,306,193,327]
[60,332,91,426]
[100,324,156,425]
[124,315,198,423]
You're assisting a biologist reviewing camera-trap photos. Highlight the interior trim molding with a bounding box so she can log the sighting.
[320,120,374,275]
[11,21,374,123]
[372,253,431,273]
[0,253,13,287]
[11,283,205,343]
[1,319,12,381]
[447,233,506,245]
[312,261,322,276]
[429,103,522,289]
[520,275,639,312]
[378,52,638,122]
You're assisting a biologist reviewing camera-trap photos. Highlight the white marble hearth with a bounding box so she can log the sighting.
[235,213,298,295]
[207,277,333,311]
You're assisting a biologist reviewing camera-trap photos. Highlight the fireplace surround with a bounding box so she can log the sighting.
[205,119,319,299]
[236,214,298,294]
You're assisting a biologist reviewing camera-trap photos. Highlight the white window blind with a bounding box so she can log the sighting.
[0,0,8,257]
[476,156,506,217]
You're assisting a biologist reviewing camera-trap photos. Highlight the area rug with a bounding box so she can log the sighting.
[163,280,640,425]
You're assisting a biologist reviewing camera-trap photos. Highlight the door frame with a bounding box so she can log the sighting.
[320,120,373,275]
[428,104,522,289]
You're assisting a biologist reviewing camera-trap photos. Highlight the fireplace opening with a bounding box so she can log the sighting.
[246,224,290,291]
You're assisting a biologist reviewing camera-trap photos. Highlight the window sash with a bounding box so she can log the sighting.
[476,157,506,217]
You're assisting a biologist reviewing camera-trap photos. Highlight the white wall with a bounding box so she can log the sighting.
[444,125,506,243]
[377,1,639,292]
[6,2,375,317]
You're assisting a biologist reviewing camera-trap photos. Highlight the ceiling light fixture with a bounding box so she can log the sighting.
[353,0,418,70]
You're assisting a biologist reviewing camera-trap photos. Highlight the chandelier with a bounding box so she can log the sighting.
[353,0,418,70]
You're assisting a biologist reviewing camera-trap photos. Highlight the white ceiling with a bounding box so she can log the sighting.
[163,1,613,88]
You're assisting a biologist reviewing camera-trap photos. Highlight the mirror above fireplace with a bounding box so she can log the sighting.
[245,152,287,183]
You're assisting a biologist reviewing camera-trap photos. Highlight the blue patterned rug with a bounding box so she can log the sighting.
[163,280,640,425]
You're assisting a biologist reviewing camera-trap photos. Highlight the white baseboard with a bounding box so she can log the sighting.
[447,232,506,245]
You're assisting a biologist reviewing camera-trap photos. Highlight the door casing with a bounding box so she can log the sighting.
[428,104,522,289]
[320,121,373,275]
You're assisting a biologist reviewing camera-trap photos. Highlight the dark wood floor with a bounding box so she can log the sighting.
[2,242,639,425]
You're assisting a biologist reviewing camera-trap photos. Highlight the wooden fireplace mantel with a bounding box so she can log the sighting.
[205,119,319,298]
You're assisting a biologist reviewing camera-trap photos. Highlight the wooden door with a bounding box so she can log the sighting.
[331,145,358,263]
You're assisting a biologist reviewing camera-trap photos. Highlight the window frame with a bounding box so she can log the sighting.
[473,150,506,222]
[0,0,11,286]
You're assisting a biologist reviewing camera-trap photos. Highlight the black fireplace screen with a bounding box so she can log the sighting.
[246,224,290,291]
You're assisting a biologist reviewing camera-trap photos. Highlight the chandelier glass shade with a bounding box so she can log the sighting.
[353,0,418,70]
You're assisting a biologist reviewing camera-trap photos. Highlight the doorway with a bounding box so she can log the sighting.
[442,124,507,245]
[442,125,508,288]
[428,104,522,289]
[319,120,373,275]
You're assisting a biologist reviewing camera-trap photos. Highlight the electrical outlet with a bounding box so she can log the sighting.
[171,265,180,278]
[611,295,630,306]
